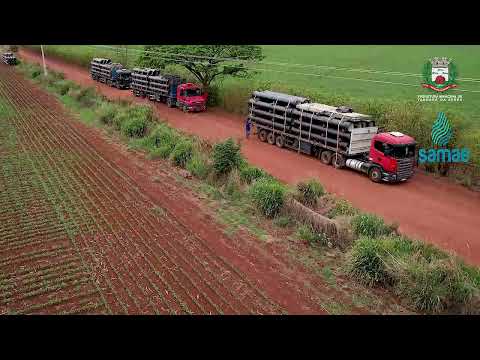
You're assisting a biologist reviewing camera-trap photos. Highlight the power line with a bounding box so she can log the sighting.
[91,45,480,83]
[82,45,480,94]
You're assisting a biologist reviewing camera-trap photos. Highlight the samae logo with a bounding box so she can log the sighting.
[419,112,470,164]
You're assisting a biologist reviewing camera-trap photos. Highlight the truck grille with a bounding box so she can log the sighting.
[396,158,414,180]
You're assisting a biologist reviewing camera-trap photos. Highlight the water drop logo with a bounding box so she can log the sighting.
[419,112,469,164]
[431,112,453,147]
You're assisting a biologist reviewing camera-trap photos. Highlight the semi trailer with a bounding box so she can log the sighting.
[90,58,132,89]
[248,91,416,183]
[131,67,207,112]
[2,52,17,65]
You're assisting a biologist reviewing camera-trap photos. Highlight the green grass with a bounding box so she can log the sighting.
[22,45,480,178]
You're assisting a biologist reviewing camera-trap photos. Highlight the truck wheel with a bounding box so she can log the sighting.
[333,154,346,169]
[369,167,382,183]
[258,130,268,142]
[267,132,275,145]
[167,99,174,107]
[183,105,189,113]
[320,150,332,165]
[275,135,285,148]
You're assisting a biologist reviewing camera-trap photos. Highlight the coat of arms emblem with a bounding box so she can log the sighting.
[422,57,458,92]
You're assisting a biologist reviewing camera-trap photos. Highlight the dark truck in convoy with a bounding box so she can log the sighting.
[131,67,207,112]
[90,58,131,89]
[2,52,17,65]
[248,91,416,183]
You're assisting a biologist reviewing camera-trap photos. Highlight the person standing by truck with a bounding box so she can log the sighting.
[245,118,252,139]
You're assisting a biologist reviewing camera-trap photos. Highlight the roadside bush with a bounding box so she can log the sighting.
[273,215,292,228]
[395,257,475,313]
[145,124,179,150]
[170,139,194,167]
[121,117,149,138]
[206,84,220,107]
[296,223,327,245]
[53,80,73,96]
[351,213,393,238]
[248,178,287,218]
[296,179,324,207]
[222,169,242,200]
[97,102,120,125]
[186,153,211,179]
[239,164,269,184]
[128,104,154,123]
[348,236,394,287]
[71,86,97,107]
[328,198,359,218]
[212,138,242,176]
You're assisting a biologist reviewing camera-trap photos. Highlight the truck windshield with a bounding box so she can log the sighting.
[389,144,416,158]
[184,88,202,97]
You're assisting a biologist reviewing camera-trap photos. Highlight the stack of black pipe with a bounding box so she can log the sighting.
[247,90,375,153]
[131,68,160,95]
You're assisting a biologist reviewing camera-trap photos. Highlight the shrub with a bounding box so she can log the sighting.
[186,153,210,179]
[128,104,154,123]
[121,117,149,138]
[145,124,179,150]
[206,84,220,107]
[170,139,194,167]
[30,69,41,79]
[248,178,287,218]
[72,87,97,107]
[97,102,120,125]
[53,80,73,96]
[296,224,327,245]
[328,198,359,218]
[395,258,475,313]
[273,215,292,228]
[348,236,393,287]
[223,169,242,200]
[150,144,176,159]
[351,213,393,238]
[212,138,242,176]
[239,165,269,184]
[296,178,324,207]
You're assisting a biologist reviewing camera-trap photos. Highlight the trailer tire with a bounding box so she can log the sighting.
[320,150,333,165]
[369,167,382,183]
[333,154,346,169]
[267,132,275,145]
[258,130,268,142]
[275,135,285,148]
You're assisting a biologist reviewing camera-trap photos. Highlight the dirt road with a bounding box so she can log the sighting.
[18,48,480,266]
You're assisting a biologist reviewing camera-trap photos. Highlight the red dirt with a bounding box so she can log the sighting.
[18,48,480,267]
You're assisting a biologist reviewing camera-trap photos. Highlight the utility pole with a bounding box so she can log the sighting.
[40,45,48,76]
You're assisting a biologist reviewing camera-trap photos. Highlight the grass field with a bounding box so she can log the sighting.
[31,45,480,124]
[22,45,480,181]
[254,46,480,126]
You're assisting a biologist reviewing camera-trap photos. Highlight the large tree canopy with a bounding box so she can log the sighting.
[136,45,264,88]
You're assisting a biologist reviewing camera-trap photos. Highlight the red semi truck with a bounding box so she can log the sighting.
[131,68,207,112]
[248,91,416,183]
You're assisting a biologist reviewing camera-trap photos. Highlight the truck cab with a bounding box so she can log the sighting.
[368,132,416,182]
[176,83,208,112]
[110,64,131,89]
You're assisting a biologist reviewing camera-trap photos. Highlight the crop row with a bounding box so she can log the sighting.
[0,67,283,314]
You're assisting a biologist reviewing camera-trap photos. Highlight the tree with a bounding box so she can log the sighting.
[136,45,264,89]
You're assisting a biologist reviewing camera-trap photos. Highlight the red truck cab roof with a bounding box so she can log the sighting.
[374,132,416,145]
[178,83,201,90]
